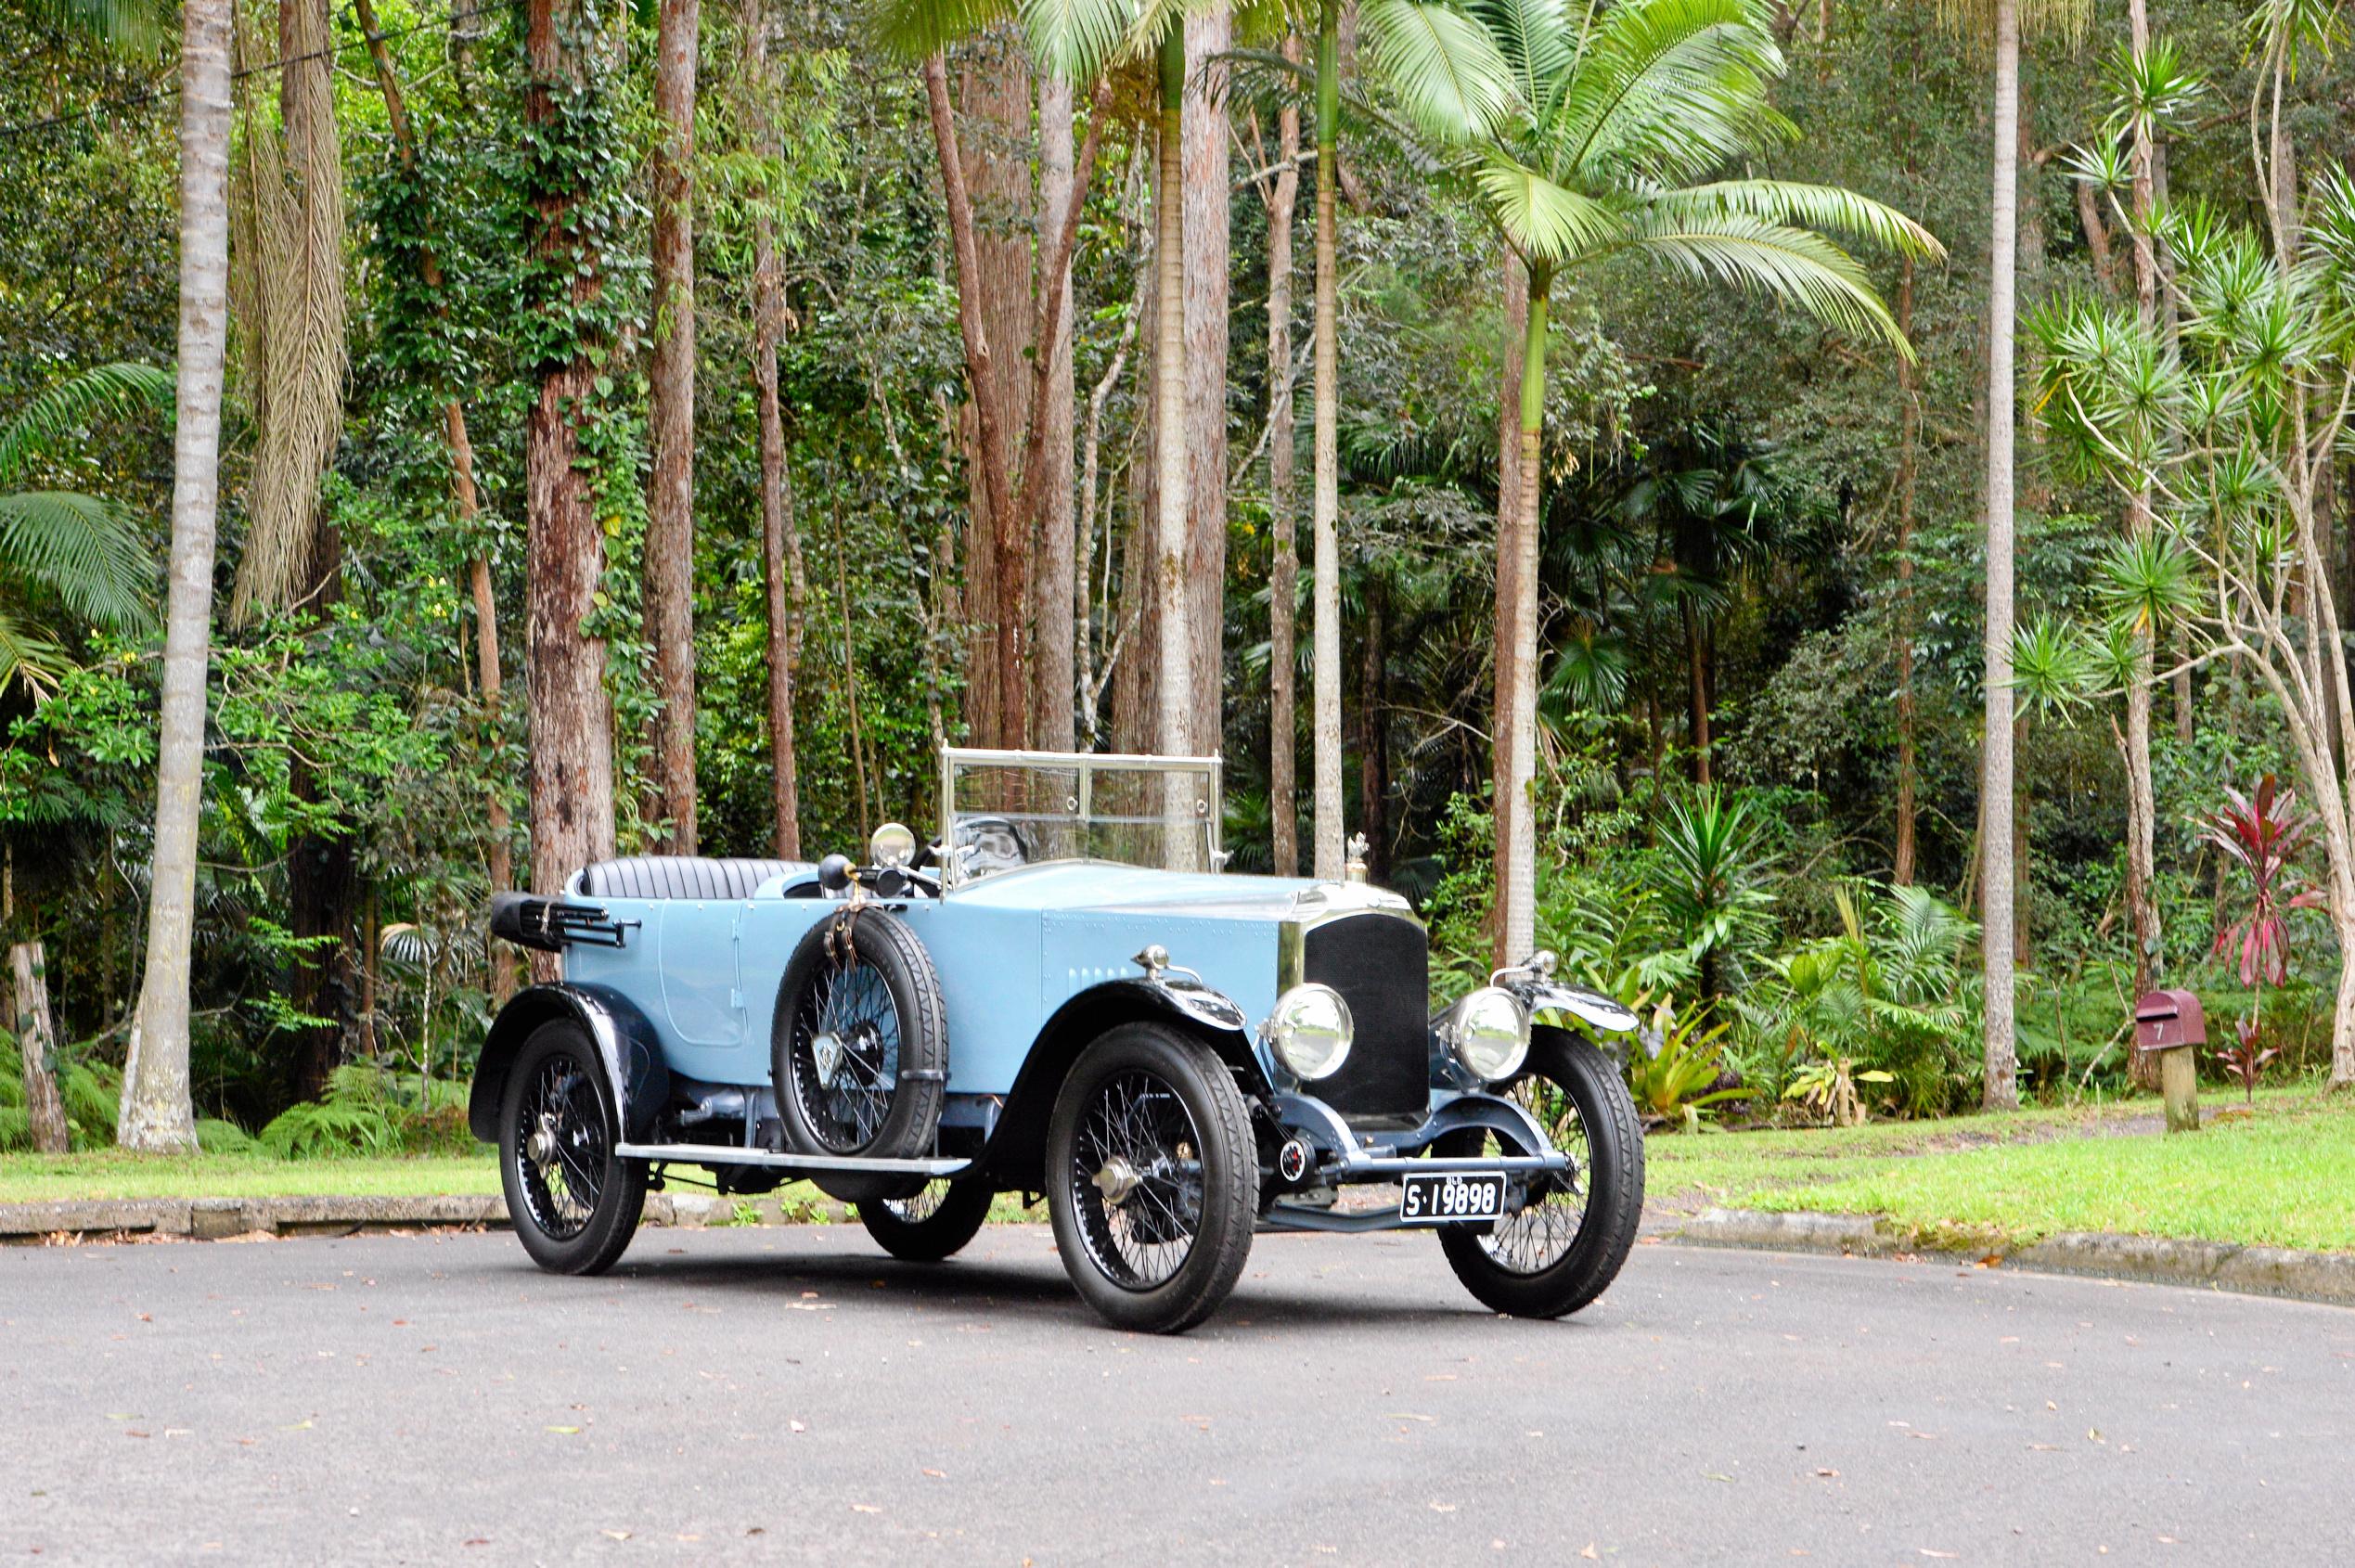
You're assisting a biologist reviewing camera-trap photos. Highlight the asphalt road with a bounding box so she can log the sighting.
[4,1223,2350,1566]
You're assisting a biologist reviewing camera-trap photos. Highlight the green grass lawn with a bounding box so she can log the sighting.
[7,1084,2350,1255]
[1647,1083,2355,1253]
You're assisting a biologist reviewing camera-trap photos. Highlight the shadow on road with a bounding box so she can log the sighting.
[475,1226,1597,1336]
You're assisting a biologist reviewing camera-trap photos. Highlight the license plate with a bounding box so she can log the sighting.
[1399,1170,1509,1226]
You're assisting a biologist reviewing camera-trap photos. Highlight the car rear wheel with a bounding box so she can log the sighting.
[1437,1031,1645,1318]
[1045,1022,1258,1334]
[858,1178,996,1262]
[498,1022,648,1276]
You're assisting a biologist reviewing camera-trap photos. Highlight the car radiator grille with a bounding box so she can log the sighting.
[1300,912,1431,1122]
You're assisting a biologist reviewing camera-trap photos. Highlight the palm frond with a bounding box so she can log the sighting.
[1608,208,1911,357]
[0,604,71,705]
[1551,0,1784,187]
[28,0,165,50]
[1361,0,1518,143]
[1467,0,1575,111]
[1661,180,1944,261]
[1019,0,1139,78]
[1476,154,1624,264]
[866,0,1017,61]
[0,362,174,487]
[0,491,156,634]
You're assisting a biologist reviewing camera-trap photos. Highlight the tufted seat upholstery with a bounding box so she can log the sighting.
[576,855,812,901]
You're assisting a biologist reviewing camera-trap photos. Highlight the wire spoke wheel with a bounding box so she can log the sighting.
[1437,1035,1646,1318]
[514,1049,606,1242]
[1473,1078,1594,1276]
[790,959,903,1154]
[497,1021,647,1276]
[1068,1067,1207,1291]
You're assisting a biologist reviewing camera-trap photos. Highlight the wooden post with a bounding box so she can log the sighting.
[2158,1043,2199,1134]
[11,941,70,1152]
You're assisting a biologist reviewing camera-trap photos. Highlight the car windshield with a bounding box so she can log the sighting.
[940,749,1222,884]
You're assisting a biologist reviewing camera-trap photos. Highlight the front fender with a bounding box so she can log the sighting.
[467,983,672,1145]
[976,977,1268,1191]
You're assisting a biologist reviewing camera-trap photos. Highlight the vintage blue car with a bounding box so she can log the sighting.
[470,748,1648,1332]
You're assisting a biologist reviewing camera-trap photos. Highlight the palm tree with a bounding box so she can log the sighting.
[0,364,165,697]
[1308,0,1344,878]
[122,0,235,1153]
[1362,0,1939,967]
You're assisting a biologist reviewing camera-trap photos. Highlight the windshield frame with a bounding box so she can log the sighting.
[936,747,1224,889]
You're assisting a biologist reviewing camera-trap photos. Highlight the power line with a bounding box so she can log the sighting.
[0,1,505,144]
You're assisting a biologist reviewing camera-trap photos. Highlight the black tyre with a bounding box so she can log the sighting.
[771,908,948,1194]
[1045,1022,1258,1334]
[858,1179,996,1262]
[498,1022,648,1276]
[1437,1031,1645,1318]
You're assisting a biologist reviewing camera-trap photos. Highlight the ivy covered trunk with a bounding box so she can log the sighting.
[522,0,618,955]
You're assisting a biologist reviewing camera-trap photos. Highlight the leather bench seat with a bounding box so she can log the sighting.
[576,856,812,901]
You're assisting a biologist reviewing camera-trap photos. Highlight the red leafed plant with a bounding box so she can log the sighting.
[2214,1016,2282,1107]
[2195,774,2323,988]
[2196,774,2321,1102]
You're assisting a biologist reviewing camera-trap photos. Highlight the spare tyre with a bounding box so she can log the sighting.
[770,906,947,1201]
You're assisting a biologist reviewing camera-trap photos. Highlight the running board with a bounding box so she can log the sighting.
[615,1141,972,1176]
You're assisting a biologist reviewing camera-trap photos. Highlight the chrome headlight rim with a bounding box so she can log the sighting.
[868,820,918,869]
[1448,985,1531,1083]
[1266,982,1354,1082]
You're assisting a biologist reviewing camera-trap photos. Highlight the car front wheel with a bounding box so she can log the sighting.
[498,1022,649,1276]
[1437,1030,1645,1318]
[1045,1022,1258,1334]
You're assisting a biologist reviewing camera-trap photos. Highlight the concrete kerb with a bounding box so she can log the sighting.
[0,1191,855,1244]
[1672,1206,2355,1309]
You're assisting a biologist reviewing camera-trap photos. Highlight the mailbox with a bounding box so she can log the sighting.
[2131,988,2204,1133]
[2133,988,2207,1051]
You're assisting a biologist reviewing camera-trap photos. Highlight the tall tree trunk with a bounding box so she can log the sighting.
[2120,0,2164,1082]
[1032,72,1078,752]
[959,39,1034,748]
[1111,218,1158,757]
[1499,266,1551,967]
[646,0,700,852]
[1358,570,1388,882]
[1683,598,1713,784]
[743,0,801,856]
[1980,0,2022,1110]
[228,0,346,623]
[524,0,619,955]
[1266,59,1301,875]
[1182,6,1231,757]
[1152,27,1197,763]
[1490,255,1526,962]
[1893,256,1920,885]
[923,54,1023,749]
[354,0,513,1001]
[1309,0,1344,877]
[121,0,233,1152]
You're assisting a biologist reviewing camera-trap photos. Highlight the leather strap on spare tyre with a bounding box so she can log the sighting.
[772,905,948,1163]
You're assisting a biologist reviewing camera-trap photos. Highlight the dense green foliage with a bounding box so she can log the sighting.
[2,0,2350,1149]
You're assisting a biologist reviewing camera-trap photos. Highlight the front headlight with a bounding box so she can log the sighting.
[869,821,917,868]
[1448,986,1530,1081]
[1267,983,1353,1081]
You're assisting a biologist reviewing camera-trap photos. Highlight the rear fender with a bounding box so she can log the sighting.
[467,983,672,1145]
[976,979,1269,1191]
